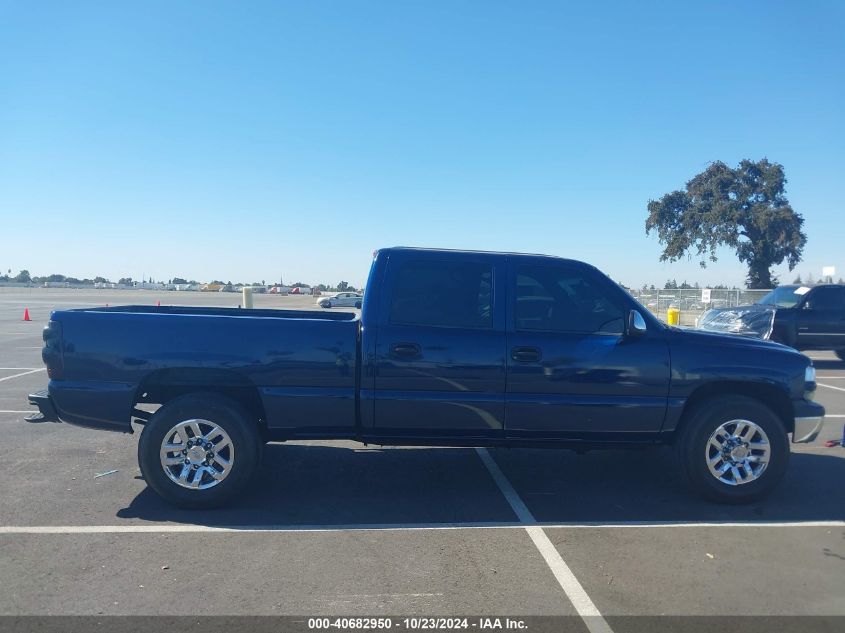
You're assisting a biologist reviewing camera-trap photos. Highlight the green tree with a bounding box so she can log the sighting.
[792,274,802,284]
[646,159,806,289]
[337,281,349,292]
[14,269,31,283]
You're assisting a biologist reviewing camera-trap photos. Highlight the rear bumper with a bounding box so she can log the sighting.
[26,390,61,423]
[792,399,825,443]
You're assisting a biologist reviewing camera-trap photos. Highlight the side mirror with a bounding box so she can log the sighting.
[627,310,647,336]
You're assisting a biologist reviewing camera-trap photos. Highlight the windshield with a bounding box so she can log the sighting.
[757,286,808,308]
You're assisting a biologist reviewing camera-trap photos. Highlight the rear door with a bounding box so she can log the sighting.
[505,261,670,438]
[372,252,507,437]
[797,286,845,348]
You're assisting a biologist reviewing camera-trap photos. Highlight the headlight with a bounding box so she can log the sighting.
[804,365,817,401]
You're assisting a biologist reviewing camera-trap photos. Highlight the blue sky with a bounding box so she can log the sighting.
[1,1,843,287]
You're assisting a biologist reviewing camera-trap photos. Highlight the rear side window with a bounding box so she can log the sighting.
[515,265,624,334]
[389,260,493,329]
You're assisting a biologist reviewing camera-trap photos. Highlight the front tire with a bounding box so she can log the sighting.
[138,393,261,509]
[675,395,789,504]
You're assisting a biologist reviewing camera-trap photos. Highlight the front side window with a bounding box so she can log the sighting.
[390,259,493,329]
[515,265,624,334]
[808,287,845,311]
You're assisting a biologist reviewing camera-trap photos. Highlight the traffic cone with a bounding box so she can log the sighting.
[156,300,161,307]
[23,308,31,321]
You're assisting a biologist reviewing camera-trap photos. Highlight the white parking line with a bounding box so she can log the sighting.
[0,368,45,383]
[475,447,613,633]
[818,382,845,393]
[0,411,33,414]
[0,367,41,370]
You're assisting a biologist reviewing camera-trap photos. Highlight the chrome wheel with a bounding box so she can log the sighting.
[706,419,770,486]
[159,419,234,490]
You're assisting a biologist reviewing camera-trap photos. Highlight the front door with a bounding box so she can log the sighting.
[373,253,507,437]
[797,286,845,349]
[505,262,670,438]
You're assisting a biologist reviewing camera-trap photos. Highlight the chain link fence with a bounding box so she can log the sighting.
[627,288,771,327]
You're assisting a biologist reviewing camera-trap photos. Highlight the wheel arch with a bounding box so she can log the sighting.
[675,380,794,437]
[134,368,268,436]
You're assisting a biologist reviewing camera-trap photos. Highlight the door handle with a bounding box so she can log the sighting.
[511,346,541,362]
[391,342,422,358]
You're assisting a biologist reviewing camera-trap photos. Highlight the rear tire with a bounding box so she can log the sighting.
[138,393,261,509]
[675,395,789,504]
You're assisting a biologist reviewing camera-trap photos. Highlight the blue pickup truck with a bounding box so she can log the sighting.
[29,247,825,508]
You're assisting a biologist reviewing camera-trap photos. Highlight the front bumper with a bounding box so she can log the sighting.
[792,399,825,443]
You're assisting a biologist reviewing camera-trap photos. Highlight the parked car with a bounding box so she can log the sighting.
[28,247,824,508]
[318,292,363,309]
[698,284,845,359]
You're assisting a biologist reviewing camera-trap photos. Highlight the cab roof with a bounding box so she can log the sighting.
[383,246,588,267]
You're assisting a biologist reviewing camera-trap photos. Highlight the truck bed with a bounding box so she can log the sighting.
[46,305,361,434]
